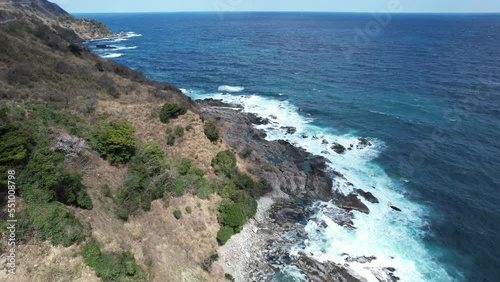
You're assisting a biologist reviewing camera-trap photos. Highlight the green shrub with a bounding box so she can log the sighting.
[216,179,236,199]
[30,203,86,247]
[82,239,102,268]
[0,122,31,173]
[54,169,93,209]
[82,239,146,282]
[167,134,176,146]
[230,190,257,218]
[217,226,234,245]
[175,125,184,137]
[115,142,167,219]
[159,103,187,123]
[188,166,205,177]
[178,158,192,175]
[212,150,237,176]
[185,206,192,214]
[93,119,136,165]
[218,202,247,229]
[77,190,93,210]
[117,208,129,221]
[21,147,64,202]
[204,121,219,143]
[165,127,173,135]
[225,273,235,281]
[195,178,213,200]
[173,210,182,219]
[185,124,193,132]
[172,177,186,196]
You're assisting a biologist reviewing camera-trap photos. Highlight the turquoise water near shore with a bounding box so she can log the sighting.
[81,13,500,281]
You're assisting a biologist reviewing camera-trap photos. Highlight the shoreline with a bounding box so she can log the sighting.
[198,99,385,281]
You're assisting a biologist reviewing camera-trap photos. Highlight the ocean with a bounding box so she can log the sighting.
[79,12,500,281]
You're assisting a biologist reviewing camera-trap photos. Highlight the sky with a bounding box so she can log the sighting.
[51,0,500,14]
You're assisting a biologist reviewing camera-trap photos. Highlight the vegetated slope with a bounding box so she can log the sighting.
[0,1,270,281]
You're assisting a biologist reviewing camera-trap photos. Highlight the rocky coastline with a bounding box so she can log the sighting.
[197,99,399,282]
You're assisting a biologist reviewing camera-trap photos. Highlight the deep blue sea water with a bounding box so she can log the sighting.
[79,13,500,281]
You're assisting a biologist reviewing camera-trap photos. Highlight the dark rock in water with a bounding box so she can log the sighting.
[301,134,308,139]
[196,98,242,108]
[355,189,379,204]
[368,267,400,282]
[321,204,356,229]
[310,217,329,229]
[345,255,377,264]
[335,192,370,214]
[390,206,402,212]
[357,137,372,149]
[321,150,330,155]
[330,170,345,179]
[281,126,297,134]
[312,136,319,140]
[331,143,346,154]
[248,113,270,125]
[322,139,329,145]
[296,255,364,282]
[96,44,116,49]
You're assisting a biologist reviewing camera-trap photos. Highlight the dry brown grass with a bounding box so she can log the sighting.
[0,243,100,282]
[66,124,226,281]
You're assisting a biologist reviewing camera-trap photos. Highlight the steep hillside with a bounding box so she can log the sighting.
[0,1,270,281]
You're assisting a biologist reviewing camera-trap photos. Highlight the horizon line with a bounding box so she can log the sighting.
[72,11,500,15]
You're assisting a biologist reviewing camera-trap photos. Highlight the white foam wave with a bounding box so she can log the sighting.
[101,53,123,59]
[217,85,245,92]
[125,32,142,37]
[186,90,455,282]
[112,46,138,51]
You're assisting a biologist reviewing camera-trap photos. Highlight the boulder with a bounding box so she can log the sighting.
[331,143,346,154]
[355,189,379,204]
[345,255,377,264]
[281,126,297,134]
[248,113,270,125]
[390,206,402,212]
[296,255,364,282]
[335,192,370,214]
[357,138,372,149]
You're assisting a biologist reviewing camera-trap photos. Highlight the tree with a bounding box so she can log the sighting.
[204,121,219,143]
[211,150,236,176]
[159,103,187,123]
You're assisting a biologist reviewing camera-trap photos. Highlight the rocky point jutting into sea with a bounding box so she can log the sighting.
[197,99,398,282]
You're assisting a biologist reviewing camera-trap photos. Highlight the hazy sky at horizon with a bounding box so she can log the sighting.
[51,0,500,13]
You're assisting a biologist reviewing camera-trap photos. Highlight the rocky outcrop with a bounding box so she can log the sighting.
[281,126,297,134]
[332,143,346,154]
[51,131,88,160]
[356,189,379,204]
[357,138,372,149]
[296,255,365,282]
[198,102,333,202]
[334,191,370,214]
